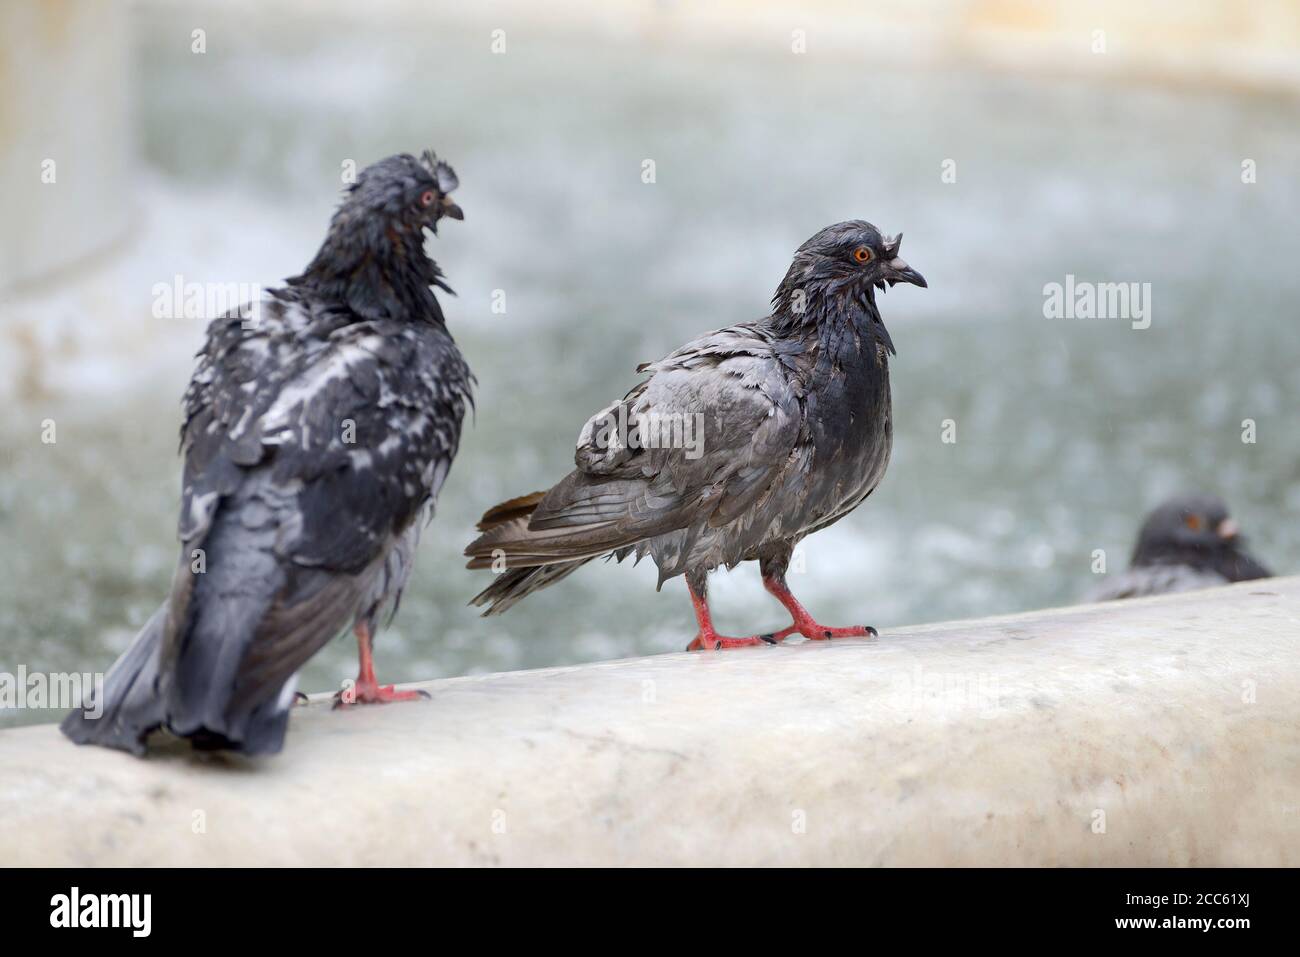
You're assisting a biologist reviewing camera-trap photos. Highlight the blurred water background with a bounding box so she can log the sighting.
[3,0,1299,727]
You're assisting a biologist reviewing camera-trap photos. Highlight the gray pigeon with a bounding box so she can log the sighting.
[1089,493,1272,601]
[61,151,472,755]
[466,221,925,649]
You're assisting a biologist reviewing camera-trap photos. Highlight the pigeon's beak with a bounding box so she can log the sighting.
[881,233,925,288]
[886,257,927,289]
[1216,517,1239,541]
[441,197,464,221]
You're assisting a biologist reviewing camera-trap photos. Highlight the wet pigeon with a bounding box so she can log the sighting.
[465,221,925,649]
[1089,493,1272,601]
[62,151,471,755]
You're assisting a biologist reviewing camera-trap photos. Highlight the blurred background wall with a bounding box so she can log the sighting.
[6,0,1300,291]
[0,0,133,290]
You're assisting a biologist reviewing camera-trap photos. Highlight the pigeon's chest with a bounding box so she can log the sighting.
[806,335,893,472]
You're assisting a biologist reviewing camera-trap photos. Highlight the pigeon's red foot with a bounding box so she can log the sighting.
[762,574,878,642]
[685,630,783,652]
[771,620,878,642]
[333,680,430,709]
[683,578,789,651]
[336,621,429,708]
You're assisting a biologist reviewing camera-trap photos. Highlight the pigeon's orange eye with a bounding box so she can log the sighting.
[1184,514,1202,531]
[853,246,873,263]
[420,190,436,207]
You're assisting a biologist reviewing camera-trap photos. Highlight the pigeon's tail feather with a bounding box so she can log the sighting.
[181,689,294,756]
[63,481,304,757]
[162,502,298,757]
[60,605,168,757]
[469,559,592,616]
[466,490,601,614]
[58,599,295,757]
[475,491,549,531]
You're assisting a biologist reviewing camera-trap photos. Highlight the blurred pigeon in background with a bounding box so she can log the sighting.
[466,221,925,650]
[1089,493,1272,601]
[62,151,471,755]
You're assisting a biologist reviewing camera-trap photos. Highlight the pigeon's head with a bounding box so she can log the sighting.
[296,150,463,322]
[1131,493,1272,581]
[774,220,926,319]
[344,150,463,234]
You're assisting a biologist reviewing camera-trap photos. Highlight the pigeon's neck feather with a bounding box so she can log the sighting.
[768,287,895,363]
[292,212,448,324]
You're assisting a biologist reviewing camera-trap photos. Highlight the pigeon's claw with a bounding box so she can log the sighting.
[772,621,877,642]
[684,580,787,651]
[686,630,784,652]
[763,574,879,643]
[333,682,431,708]
[335,620,431,708]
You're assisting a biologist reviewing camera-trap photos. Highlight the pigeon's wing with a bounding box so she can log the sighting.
[181,300,469,568]
[166,295,471,726]
[469,324,803,564]
[1088,564,1228,601]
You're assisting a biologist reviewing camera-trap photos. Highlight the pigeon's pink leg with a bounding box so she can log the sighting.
[763,575,877,641]
[684,580,784,651]
[334,621,430,707]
